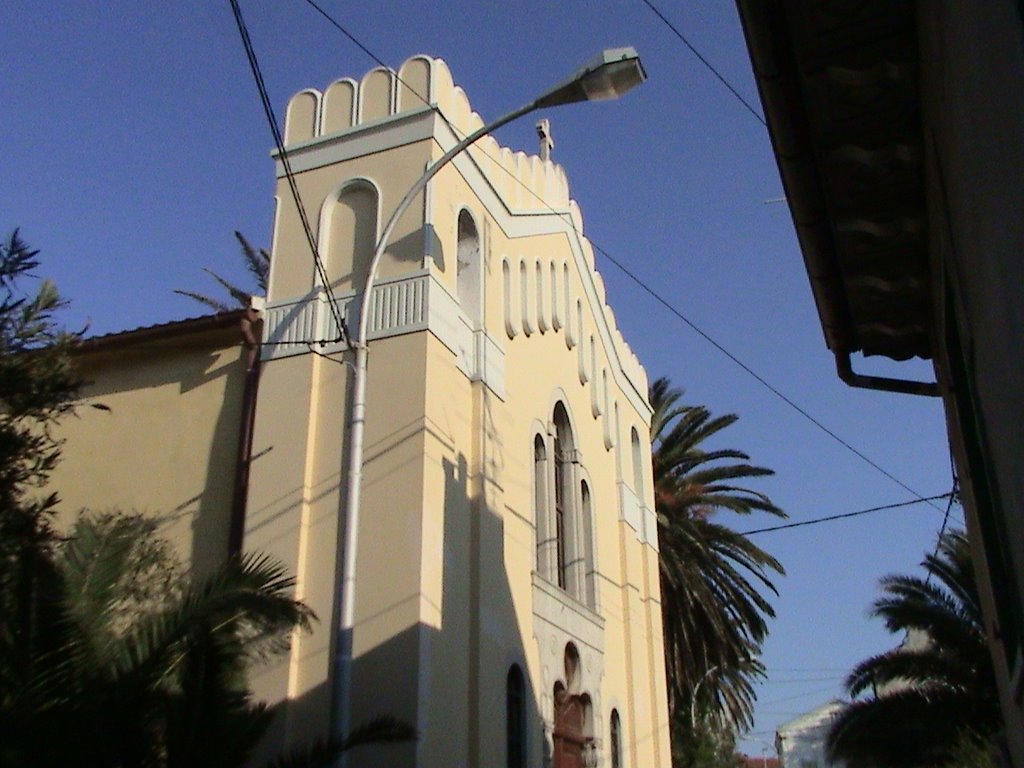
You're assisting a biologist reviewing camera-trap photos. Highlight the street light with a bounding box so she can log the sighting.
[689,654,760,730]
[691,665,722,731]
[331,47,646,751]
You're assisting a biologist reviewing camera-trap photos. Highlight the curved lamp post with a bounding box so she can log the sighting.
[689,654,760,730]
[690,665,722,731]
[332,47,647,750]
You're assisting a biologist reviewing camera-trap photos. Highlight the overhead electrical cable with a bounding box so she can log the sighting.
[925,470,961,585]
[590,245,946,512]
[229,0,347,345]
[741,493,954,536]
[637,0,767,126]
[291,0,945,512]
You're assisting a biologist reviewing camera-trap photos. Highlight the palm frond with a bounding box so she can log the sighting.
[173,289,234,313]
[828,529,1002,767]
[175,231,270,312]
[234,230,270,292]
[650,378,785,731]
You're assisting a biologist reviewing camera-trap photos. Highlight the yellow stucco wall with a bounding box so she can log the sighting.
[50,320,248,578]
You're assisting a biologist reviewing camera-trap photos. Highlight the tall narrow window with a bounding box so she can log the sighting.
[610,709,623,768]
[507,665,526,768]
[534,435,548,576]
[631,427,644,492]
[554,429,568,590]
[553,403,576,594]
[580,479,596,608]
[457,210,482,326]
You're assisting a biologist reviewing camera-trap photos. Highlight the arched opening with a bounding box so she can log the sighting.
[580,479,596,608]
[610,709,623,768]
[520,260,533,335]
[506,665,526,768]
[564,642,581,691]
[503,258,518,337]
[553,644,593,768]
[553,403,576,592]
[456,209,482,326]
[536,260,548,332]
[534,434,550,577]
[630,427,644,492]
[326,182,378,295]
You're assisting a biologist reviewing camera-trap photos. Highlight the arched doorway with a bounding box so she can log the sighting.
[553,683,588,768]
[553,644,593,768]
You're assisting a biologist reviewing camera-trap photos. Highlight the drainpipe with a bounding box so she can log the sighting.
[834,350,940,397]
[229,301,263,556]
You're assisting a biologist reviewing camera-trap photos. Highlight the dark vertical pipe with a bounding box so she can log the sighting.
[229,307,262,557]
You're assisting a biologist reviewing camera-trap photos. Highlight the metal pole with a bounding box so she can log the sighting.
[690,665,720,731]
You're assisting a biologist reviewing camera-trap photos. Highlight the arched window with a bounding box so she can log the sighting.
[630,427,644,492]
[580,479,596,608]
[506,665,526,768]
[553,403,575,591]
[534,434,550,576]
[610,709,623,768]
[535,403,596,603]
[326,182,378,295]
[457,210,482,326]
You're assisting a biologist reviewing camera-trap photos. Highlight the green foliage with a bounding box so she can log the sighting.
[0,236,409,766]
[671,709,745,768]
[945,730,1001,768]
[650,377,785,732]
[0,231,83,731]
[0,230,80,533]
[0,510,316,768]
[174,231,270,312]
[827,530,1003,768]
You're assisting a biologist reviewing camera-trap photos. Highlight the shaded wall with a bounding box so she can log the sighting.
[49,322,248,577]
[919,2,1024,762]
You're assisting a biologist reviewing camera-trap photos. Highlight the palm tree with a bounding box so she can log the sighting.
[0,511,414,768]
[827,529,1002,768]
[0,236,409,765]
[175,231,269,312]
[0,511,315,767]
[649,377,785,735]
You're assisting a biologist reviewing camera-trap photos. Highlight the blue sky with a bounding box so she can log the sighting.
[2,0,956,754]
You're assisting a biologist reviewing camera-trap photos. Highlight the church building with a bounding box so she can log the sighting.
[52,55,671,768]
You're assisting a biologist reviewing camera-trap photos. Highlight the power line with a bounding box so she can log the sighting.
[301,0,396,72]
[637,0,766,126]
[591,246,945,511]
[228,0,347,345]
[933,482,959,546]
[741,493,953,536]
[762,675,846,684]
[289,1,945,512]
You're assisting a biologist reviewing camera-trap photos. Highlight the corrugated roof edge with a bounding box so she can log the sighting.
[73,310,247,354]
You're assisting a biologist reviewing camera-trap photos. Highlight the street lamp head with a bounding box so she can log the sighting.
[534,47,647,109]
